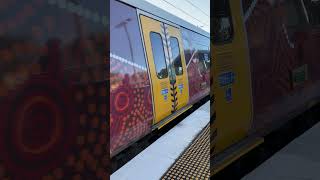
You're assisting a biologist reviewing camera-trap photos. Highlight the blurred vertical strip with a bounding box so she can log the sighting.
[0,0,109,179]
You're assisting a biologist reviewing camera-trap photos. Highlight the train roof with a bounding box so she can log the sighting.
[117,0,210,38]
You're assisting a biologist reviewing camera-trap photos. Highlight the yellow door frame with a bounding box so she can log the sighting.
[140,15,189,126]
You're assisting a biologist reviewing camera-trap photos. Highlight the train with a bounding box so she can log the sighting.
[2,0,318,178]
[0,0,210,178]
[110,0,210,157]
[212,0,320,176]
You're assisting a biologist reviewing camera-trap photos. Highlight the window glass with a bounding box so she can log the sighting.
[111,0,146,68]
[284,0,308,39]
[242,0,254,14]
[285,0,307,27]
[170,37,183,76]
[150,32,168,79]
[213,0,234,44]
[182,31,193,65]
[303,0,320,26]
[198,50,210,73]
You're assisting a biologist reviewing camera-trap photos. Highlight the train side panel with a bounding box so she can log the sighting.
[0,1,107,179]
[181,28,210,104]
[243,0,320,134]
[110,0,153,157]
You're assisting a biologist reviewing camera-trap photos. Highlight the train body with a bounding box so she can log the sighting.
[2,0,319,178]
[110,0,210,157]
[213,0,320,174]
[0,0,108,179]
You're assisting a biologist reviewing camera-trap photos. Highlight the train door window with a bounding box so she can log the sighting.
[170,37,183,76]
[213,0,234,44]
[150,32,168,79]
[302,0,320,26]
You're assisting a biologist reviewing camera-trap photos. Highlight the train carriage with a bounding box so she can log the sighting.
[110,0,211,157]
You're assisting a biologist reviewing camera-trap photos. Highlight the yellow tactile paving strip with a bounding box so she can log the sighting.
[161,124,210,180]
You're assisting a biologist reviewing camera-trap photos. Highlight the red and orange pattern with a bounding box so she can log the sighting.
[244,0,320,131]
[0,0,108,179]
[110,57,153,157]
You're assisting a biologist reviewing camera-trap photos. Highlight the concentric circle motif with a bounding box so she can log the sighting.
[110,82,153,155]
[0,78,77,179]
[111,85,133,116]
[114,91,130,112]
[13,95,63,155]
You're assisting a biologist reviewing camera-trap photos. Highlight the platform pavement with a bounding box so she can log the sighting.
[242,121,320,180]
[111,101,210,180]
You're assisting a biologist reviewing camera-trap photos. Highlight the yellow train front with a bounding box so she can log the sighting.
[212,0,320,176]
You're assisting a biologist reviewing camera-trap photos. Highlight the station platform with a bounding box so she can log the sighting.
[242,121,320,180]
[111,101,210,180]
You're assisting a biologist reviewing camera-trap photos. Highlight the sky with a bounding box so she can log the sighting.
[143,0,210,33]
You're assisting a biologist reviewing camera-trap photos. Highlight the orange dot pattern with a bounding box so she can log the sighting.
[110,57,153,156]
[162,125,210,180]
[43,80,107,179]
[0,1,108,179]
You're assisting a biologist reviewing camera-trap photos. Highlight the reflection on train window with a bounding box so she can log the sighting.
[150,32,168,79]
[284,0,308,38]
[170,37,183,76]
[203,51,210,69]
[213,0,234,44]
[302,0,320,26]
[242,0,254,14]
[285,0,307,27]
[198,51,209,73]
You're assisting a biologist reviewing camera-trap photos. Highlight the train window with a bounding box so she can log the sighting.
[284,0,309,38]
[242,0,254,15]
[170,37,183,76]
[199,50,210,72]
[203,50,210,69]
[302,0,320,26]
[150,32,168,79]
[285,0,307,27]
[213,0,234,44]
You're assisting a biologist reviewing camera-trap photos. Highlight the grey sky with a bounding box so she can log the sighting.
[143,0,210,33]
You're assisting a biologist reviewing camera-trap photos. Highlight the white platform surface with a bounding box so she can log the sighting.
[242,122,320,180]
[111,101,210,180]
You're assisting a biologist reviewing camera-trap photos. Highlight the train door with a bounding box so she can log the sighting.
[140,15,189,125]
[212,0,253,153]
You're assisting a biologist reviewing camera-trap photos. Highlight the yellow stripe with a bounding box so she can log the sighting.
[212,138,264,175]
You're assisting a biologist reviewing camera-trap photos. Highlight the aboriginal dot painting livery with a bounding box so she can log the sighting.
[0,0,107,179]
[110,0,210,157]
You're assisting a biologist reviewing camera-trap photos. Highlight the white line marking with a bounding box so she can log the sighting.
[110,52,147,71]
